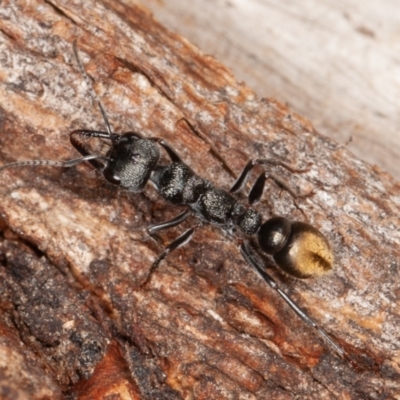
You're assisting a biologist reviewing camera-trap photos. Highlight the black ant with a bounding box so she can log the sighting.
[0,43,346,361]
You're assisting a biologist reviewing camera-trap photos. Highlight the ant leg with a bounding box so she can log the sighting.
[232,159,313,217]
[248,172,308,205]
[148,137,182,163]
[248,172,269,205]
[148,209,191,234]
[144,210,192,286]
[230,160,255,193]
[240,241,346,359]
[230,158,310,194]
[269,173,314,200]
[248,171,314,220]
[142,227,195,287]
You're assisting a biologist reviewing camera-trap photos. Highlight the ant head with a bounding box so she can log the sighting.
[103,133,160,192]
[258,217,333,279]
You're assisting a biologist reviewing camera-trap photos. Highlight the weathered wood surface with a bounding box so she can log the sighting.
[146,0,400,179]
[0,0,399,399]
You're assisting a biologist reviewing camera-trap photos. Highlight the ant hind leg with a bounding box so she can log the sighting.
[240,241,346,359]
[230,158,311,195]
[231,158,314,217]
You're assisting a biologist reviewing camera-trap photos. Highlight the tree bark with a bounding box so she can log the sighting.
[146,0,400,179]
[0,0,399,399]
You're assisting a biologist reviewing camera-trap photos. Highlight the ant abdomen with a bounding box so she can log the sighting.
[258,217,333,279]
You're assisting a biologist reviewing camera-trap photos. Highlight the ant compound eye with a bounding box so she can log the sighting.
[273,221,333,279]
[122,132,142,140]
[258,216,291,255]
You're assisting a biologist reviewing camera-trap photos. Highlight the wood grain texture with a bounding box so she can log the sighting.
[0,0,399,398]
[145,0,400,179]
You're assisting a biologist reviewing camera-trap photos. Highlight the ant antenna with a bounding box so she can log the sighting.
[72,41,113,138]
[0,155,106,173]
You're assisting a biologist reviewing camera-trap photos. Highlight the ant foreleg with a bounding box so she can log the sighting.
[148,138,182,163]
[240,241,346,359]
[141,227,195,287]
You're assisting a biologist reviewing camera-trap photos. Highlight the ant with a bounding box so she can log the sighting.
[0,42,347,361]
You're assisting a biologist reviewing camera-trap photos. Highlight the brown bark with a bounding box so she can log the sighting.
[0,0,399,399]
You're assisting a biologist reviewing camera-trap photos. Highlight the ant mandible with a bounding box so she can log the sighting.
[0,42,346,360]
